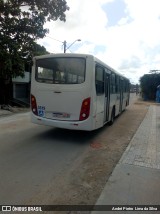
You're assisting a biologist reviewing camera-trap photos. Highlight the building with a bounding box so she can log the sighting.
[12,71,31,106]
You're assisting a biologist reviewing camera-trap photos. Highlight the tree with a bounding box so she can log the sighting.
[140,73,160,100]
[32,42,50,56]
[24,42,49,73]
[0,0,69,104]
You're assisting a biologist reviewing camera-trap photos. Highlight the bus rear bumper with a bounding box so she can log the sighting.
[31,113,95,131]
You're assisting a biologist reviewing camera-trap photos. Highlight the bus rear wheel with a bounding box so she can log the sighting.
[109,108,115,126]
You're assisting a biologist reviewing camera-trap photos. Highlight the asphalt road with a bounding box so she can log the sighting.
[0,112,98,205]
[0,94,137,206]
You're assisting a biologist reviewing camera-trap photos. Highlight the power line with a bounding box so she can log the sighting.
[46,36,81,53]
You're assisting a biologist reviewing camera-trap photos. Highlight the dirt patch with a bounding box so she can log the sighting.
[29,98,150,213]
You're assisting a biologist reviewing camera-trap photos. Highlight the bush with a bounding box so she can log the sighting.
[140,73,160,100]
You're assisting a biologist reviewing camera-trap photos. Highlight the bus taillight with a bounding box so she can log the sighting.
[31,94,38,115]
[79,97,91,121]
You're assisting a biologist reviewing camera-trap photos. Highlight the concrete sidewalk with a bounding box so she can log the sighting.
[0,109,13,117]
[92,105,160,213]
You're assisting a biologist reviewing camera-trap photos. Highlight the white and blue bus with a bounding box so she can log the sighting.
[31,53,130,131]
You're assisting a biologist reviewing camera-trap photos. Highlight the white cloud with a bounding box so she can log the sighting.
[38,0,160,84]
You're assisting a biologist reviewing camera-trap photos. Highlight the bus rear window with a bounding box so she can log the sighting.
[35,57,85,84]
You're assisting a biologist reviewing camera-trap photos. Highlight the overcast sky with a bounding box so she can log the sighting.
[38,0,160,84]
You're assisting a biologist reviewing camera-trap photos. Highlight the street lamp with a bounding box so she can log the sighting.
[46,36,81,53]
[63,39,81,53]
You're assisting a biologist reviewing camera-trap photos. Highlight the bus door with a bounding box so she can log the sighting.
[119,78,123,113]
[104,72,110,122]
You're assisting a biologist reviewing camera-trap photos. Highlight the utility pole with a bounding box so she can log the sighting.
[46,36,81,53]
[63,40,67,53]
[63,39,81,53]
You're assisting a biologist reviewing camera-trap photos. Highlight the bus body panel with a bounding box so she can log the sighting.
[95,95,105,129]
[33,85,87,121]
[31,53,130,131]
[31,112,95,131]
[31,54,97,130]
[122,92,129,110]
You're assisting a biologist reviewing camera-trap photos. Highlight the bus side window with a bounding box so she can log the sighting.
[116,75,120,93]
[110,73,116,94]
[95,66,104,95]
[123,80,127,92]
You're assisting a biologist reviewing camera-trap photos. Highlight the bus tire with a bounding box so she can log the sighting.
[109,108,115,126]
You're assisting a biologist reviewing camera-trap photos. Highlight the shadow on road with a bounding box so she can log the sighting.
[32,125,110,146]
[30,109,130,146]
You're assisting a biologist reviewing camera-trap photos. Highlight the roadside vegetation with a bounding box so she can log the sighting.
[0,0,69,104]
[140,72,160,101]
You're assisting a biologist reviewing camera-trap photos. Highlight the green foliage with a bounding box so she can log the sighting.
[32,42,50,57]
[140,73,160,100]
[0,0,69,79]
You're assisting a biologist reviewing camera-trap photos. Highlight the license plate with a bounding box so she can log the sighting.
[53,112,70,118]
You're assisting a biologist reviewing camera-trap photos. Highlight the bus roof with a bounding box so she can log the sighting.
[34,53,94,60]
